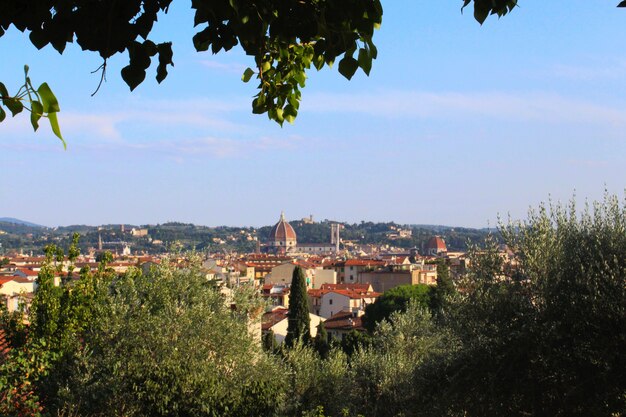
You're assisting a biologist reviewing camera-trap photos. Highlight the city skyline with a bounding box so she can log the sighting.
[1,1,625,228]
[0,213,495,230]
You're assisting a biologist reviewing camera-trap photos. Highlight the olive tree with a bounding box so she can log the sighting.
[412,193,626,417]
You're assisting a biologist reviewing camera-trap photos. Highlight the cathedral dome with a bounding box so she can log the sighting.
[270,212,297,244]
[425,236,447,255]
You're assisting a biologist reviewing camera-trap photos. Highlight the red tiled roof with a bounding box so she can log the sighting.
[308,289,324,297]
[324,311,364,331]
[326,289,379,300]
[344,259,386,267]
[261,308,289,331]
[309,285,379,300]
[292,260,316,269]
[320,283,371,292]
[1,276,32,285]
[426,236,447,251]
[270,213,297,242]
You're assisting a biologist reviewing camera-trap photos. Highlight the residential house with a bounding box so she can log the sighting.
[265,261,316,287]
[358,267,437,293]
[342,259,386,283]
[261,306,325,345]
[324,310,365,340]
[261,284,291,308]
[0,276,35,313]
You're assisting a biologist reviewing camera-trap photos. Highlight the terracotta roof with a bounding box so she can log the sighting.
[261,307,289,331]
[344,259,386,267]
[243,254,292,261]
[309,284,379,300]
[325,289,380,300]
[269,212,297,242]
[425,236,447,251]
[292,260,316,269]
[1,276,32,286]
[320,283,371,293]
[324,311,364,331]
[308,289,324,297]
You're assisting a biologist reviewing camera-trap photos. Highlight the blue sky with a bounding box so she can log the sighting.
[1,1,625,228]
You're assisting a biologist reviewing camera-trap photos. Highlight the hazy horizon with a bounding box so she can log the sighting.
[0,215,498,231]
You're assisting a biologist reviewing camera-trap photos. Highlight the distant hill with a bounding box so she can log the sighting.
[0,217,46,228]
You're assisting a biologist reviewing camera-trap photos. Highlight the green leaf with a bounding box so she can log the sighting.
[0,107,5,123]
[121,66,146,91]
[0,82,7,98]
[4,98,24,117]
[37,83,61,113]
[314,54,325,71]
[156,42,174,84]
[366,40,378,59]
[338,57,359,80]
[287,94,300,109]
[283,104,297,124]
[474,5,490,24]
[242,67,255,82]
[293,71,306,88]
[31,101,43,131]
[358,48,372,76]
[47,112,66,149]
[29,30,49,49]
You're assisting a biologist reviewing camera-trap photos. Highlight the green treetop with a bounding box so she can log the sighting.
[285,265,311,346]
[362,283,431,332]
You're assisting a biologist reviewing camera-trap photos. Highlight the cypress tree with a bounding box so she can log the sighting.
[262,330,277,352]
[314,321,330,358]
[285,266,311,347]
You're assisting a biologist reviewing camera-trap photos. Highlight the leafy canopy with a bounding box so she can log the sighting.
[362,283,431,332]
[6,0,623,137]
[413,193,626,417]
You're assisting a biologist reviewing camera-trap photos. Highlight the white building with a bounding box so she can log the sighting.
[261,307,325,344]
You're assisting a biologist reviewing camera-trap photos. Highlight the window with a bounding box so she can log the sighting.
[329,299,333,305]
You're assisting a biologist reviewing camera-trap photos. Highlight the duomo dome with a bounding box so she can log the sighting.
[269,212,297,251]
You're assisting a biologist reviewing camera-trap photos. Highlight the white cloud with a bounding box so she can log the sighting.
[550,61,626,81]
[75,134,301,158]
[0,96,256,152]
[303,90,626,128]
[199,60,248,75]
[62,113,124,141]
